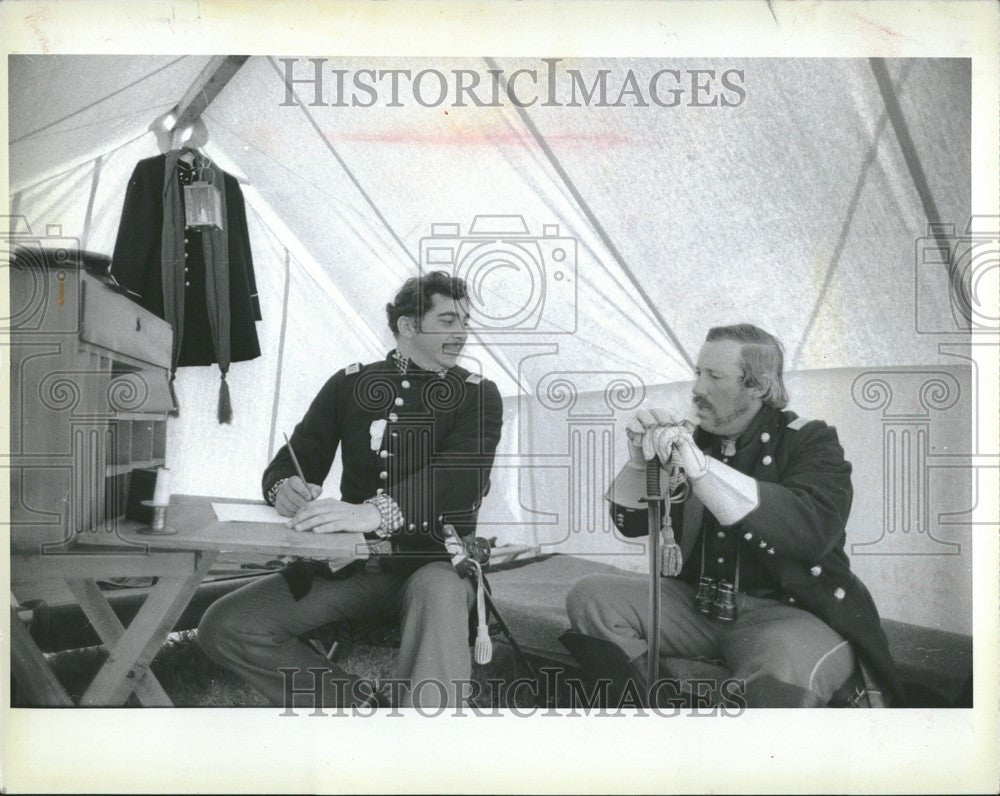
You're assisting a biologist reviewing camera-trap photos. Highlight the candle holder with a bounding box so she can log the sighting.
[138,501,177,535]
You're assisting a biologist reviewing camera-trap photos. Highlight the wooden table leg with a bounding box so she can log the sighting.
[76,551,218,707]
[10,605,74,707]
[65,579,172,706]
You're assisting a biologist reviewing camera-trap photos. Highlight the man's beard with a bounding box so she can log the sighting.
[696,396,755,433]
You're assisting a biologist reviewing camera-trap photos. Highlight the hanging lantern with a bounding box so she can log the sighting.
[184,162,224,231]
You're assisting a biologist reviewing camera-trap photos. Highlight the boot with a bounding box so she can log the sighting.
[559,631,648,709]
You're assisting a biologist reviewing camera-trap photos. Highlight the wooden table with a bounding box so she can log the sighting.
[10,494,366,707]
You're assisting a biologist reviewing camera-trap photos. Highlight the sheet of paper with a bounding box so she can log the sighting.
[212,502,287,524]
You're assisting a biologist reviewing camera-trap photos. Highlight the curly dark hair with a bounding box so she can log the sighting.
[385,271,468,336]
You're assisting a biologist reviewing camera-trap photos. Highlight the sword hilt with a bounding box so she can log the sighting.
[638,457,666,507]
[646,456,662,497]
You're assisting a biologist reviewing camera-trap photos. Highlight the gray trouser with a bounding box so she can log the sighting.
[566,574,856,707]
[198,560,475,709]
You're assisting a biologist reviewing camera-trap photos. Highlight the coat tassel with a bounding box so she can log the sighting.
[168,371,180,418]
[471,560,493,664]
[218,372,232,425]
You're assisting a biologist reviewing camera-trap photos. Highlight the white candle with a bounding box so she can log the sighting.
[152,467,171,506]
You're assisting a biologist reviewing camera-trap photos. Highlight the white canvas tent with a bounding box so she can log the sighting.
[8,54,976,632]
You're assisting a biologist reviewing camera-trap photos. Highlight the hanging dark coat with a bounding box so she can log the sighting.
[110,154,262,366]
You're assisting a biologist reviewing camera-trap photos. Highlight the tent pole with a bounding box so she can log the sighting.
[267,248,293,461]
[81,155,103,251]
[169,55,250,132]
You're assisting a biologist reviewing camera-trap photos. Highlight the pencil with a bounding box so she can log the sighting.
[283,432,309,491]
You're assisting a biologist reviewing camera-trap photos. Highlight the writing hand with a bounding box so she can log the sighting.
[274,476,322,517]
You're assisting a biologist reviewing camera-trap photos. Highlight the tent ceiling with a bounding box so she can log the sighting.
[9,54,970,396]
[9,55,215,190]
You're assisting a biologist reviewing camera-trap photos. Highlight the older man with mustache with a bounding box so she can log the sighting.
[565,324,903,707]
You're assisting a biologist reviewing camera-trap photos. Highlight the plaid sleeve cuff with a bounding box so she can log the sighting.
[364,493,404,539]
[266,478,287,506]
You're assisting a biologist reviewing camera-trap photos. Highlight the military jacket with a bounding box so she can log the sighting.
[611,405,904,704]
[263,352,504,578]
[111,155,262,366]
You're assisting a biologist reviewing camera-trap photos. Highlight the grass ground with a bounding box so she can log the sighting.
[34,629,559,709]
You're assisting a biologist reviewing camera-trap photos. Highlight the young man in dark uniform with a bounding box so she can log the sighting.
[198,272,503,709]
[565,324,903,707]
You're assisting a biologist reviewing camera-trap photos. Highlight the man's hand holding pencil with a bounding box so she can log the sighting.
[278,432,381,534]
[272,475,322,517]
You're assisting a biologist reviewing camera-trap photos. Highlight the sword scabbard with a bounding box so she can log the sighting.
[642,459,663,693]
